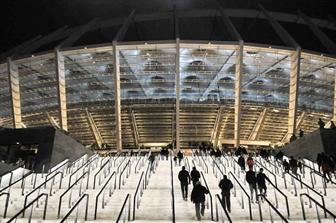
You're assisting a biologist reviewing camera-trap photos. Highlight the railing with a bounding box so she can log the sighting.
[144,162,151,188]
[170,155,176,223]
[185,156,191,172]
[0,192,10,218]
[257,194,289,223]
[255,159,278,187]
[215,194,232,223]
[67,154,90,173]
[58,171,88,218]
[228,171,252,220]
[265,178,290,218]
[212,157,225,178]
[217,158,227,174]
[117,156,128,173]
[119,160,131,189]
[7,193,48,223]
[94,171,117,219]
[0,163,26,187]
[284,172,327,218]
[309,170,327,195]
[46,159,69,179]
[113,154,121,167]
[60,193,89,222]
[201,171,213,220]
[134,155,143,173]
[200,155,209,173]
[300,193,336,223]
[68,155,97,188]
[133,171,145,220]
[0,170,32,194]
[116,193,131,222]
[93,157,112,189]
[23,171,62,217]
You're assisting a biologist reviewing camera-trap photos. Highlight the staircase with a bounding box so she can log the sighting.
[0,151,335,222]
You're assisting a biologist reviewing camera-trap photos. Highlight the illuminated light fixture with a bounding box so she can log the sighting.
[84,46,87,49]
[273,109,279,113]
[31,55,35,57]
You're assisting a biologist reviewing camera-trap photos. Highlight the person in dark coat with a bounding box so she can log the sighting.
[246,169,258,202]
[283,160,290,173]
[218,175,233,212]
[191,181,209,221]
[178,166,190,200]
[190,167,201,186]
[148,153,155,173]
[318,118,325,129]
[238,155,245,171]
[177,150,184,166]
[289,156,298,175]
[256,168,269,199]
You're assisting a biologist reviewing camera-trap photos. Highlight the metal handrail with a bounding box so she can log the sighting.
[170,155,176,223]
[255,159,278,187]
[261,157,280,174]
[94,171,117,219]
[228,171,252,220]
[7,193,48,222]
[215,194,232,223]
[45,159,69,179]
[217,158,227,174]
[309,170,327,195]
[144,162,151,188]
[68,155,98,188]
[117,156,128,173]
[0,170,32,194]
[0,170,14,187]
[300,193,336,222]
[113,154,121,167]
[212,156,225,178]
[265,177,290,218]
[185,156,191,172]
[58,171,88,218]
[67,154,89,173]
[119,160,131,189]
[60,193,89,222]
[116,193,131,222]
[200,155,208,173]
[284,172,327,218]
[134,155,143,173]
[0,192,10,218]
[93,157,112,189]
[201,171,213,221]
[257,194,289,223]
[23,171,62,217]
[133,171,145,220]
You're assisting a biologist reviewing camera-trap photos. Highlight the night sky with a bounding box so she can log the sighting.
[0,0,335,52]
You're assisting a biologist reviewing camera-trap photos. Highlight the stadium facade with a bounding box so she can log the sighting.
[0,7,336,151]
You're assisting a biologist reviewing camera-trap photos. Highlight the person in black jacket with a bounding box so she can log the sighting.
[190,167,201,186]
[218,175,233,212]
[246,169,258,202]
[238,155,245,171]
[191,181,209,221]
[178,166,190,200]
[256,168,269,199]
[177,150,184,166]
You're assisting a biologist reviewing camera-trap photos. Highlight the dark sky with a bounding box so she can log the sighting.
[1,0,335,52]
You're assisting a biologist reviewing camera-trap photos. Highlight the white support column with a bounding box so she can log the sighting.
[86,109,103,149]
[46,112,60,129]
[131,109,139,148]
[175,38,181,151]
[55,49,68,131]
[234,41,243,148]
[248,108,268,141]
[113,41,122,152]
[7,58,23,128]
[287,47,301,141]
[213,106,225,147]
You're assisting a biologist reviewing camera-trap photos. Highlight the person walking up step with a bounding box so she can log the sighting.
[191,181,209,221]
[178,166,191,201]
[256,168,269,200]
[218,175,233,212]
[190,166,201,186]
[246,169,258,203]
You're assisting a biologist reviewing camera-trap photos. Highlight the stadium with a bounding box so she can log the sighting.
[0,0,336,222]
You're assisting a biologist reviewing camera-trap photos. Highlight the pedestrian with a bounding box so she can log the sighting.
[289,156,298,175]
[246,154,254,170]
[238,155,245,171]
[218,175,233,212]
[299,129,304,138]
[191,181,209,221]
[177,150,184,166]
[190,167,201,186]
[148,153,155,173]
[256,168,269,199]
[318,118,325,129]
[178,166,190,201]
[283,159,290,173]
[297,157,303,174]
[246,169,258,202]
[317,153,323,172]
[321,157,332,182]
[330,121,336,129]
